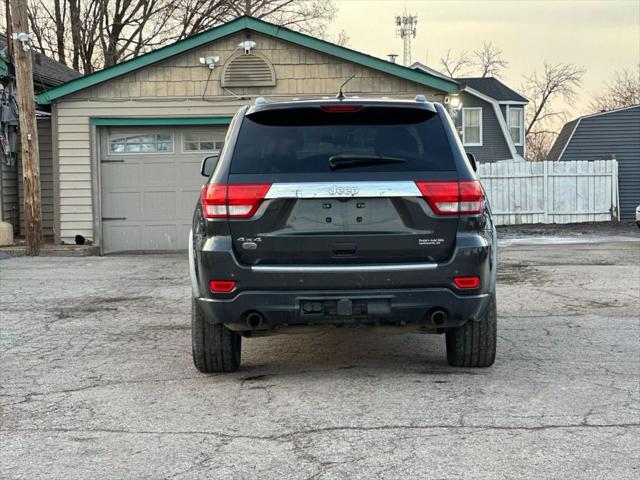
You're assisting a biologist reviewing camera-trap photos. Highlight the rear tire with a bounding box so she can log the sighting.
[445,293,497,367]
[191,298,241,373]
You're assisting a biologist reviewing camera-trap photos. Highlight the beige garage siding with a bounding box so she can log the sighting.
[54,101,244,243]
[52,31,445,245]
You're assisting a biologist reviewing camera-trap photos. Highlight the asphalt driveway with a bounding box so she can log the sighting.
[1,237,639,479]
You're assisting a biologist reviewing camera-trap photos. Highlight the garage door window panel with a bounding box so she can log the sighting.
[109,133,174,154]
[183,132,225,153]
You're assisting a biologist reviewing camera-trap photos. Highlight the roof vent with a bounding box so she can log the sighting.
[221,53,276,88]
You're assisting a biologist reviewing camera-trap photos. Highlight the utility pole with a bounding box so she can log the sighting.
[4,0,13,59]
[10,0,42,255]
[395,11,418,67]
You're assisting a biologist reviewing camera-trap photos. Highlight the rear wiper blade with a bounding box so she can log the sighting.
[328,155,406,170]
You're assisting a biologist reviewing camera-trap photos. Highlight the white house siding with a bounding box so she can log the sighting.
[52,31,445,245]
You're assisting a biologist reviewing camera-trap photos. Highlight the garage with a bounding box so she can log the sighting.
[99,124,227,253]
[34,16,454,252]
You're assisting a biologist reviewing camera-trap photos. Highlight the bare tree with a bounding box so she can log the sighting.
[590,67,640,112]
[27,0,67,64]
[521,62,585,160]
[473,41,508,78]
[169,0,229,40]
[437,42,507,79]
[24,0,338,74]
[333,29,350,48]
[524,130,557,162]
[229,0,337,37]
[68,0,104,72]
[439,49,472,77]
[522,62,585,136]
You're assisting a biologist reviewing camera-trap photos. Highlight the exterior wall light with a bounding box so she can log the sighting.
[238,40,257,55]
[12,32,34,52]
[199,56,220,69]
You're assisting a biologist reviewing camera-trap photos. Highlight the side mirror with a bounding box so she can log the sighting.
[466,152,478,172]
[200,154,219,177]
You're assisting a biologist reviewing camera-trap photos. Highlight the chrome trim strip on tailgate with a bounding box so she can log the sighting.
[264,181,421,199]
[251,262,438,273]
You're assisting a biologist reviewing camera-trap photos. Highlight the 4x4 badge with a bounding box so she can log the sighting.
[328,185,359,196]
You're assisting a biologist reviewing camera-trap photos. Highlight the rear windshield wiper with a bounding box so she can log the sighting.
[328,155,406,170]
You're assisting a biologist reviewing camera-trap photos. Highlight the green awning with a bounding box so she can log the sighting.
[90,117,233,127]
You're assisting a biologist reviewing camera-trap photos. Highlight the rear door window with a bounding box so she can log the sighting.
[230,106,455,174]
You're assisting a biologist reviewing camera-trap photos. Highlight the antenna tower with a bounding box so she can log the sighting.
[395,11,418,66]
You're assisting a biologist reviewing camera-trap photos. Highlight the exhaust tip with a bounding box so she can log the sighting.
[246,312,264,329]
[430,309,448,326]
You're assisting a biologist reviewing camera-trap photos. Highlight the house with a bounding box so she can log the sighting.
[412,62,528,163]
[32,16,460,253]
[0,34,81,239]
[548,105,640,222]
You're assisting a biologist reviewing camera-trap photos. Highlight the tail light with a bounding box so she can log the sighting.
[210,280,236,292]
[415,180,485,215]
[201,183,271,219]
[454,276,480,289]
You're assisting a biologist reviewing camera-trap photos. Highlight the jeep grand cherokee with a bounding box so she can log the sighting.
[189,97,497,372]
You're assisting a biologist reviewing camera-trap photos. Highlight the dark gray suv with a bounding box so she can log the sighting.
[190,98,497,372]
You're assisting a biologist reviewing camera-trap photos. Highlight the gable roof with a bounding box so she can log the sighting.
[412,63,524,160]
[547,119,579,161]
[0,35,81,89]
[411,63,527,104]
[455,77,528,103]
[462,86,520,160]
[547,104,640,161]
[36,16,458,104]
[410,62,459,83]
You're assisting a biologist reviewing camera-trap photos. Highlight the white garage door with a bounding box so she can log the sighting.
[100,126,226,253]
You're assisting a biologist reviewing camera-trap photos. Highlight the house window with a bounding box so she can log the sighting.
[109,133,173,154]
[462,108,482,146]
[183,132,225,152]
[508,107,524,145]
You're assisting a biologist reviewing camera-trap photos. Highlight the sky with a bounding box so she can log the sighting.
[326,0,640,119]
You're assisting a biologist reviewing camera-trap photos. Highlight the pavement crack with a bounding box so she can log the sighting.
[3,423,639,439]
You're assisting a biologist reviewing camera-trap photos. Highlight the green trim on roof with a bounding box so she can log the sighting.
[37,16,458,104]
[90,116,232,126]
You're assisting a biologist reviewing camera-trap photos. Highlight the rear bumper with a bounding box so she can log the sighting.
[191,229,497,331]
[194,231,495,290]
[196,287,491,331]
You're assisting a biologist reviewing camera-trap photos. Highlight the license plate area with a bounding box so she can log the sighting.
[297,198,401,231]
[300,298,391,318]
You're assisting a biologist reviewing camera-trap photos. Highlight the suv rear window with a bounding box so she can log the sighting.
[230,106,455,174]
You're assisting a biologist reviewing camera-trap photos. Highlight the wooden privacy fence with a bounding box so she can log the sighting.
[477,159,619,225]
